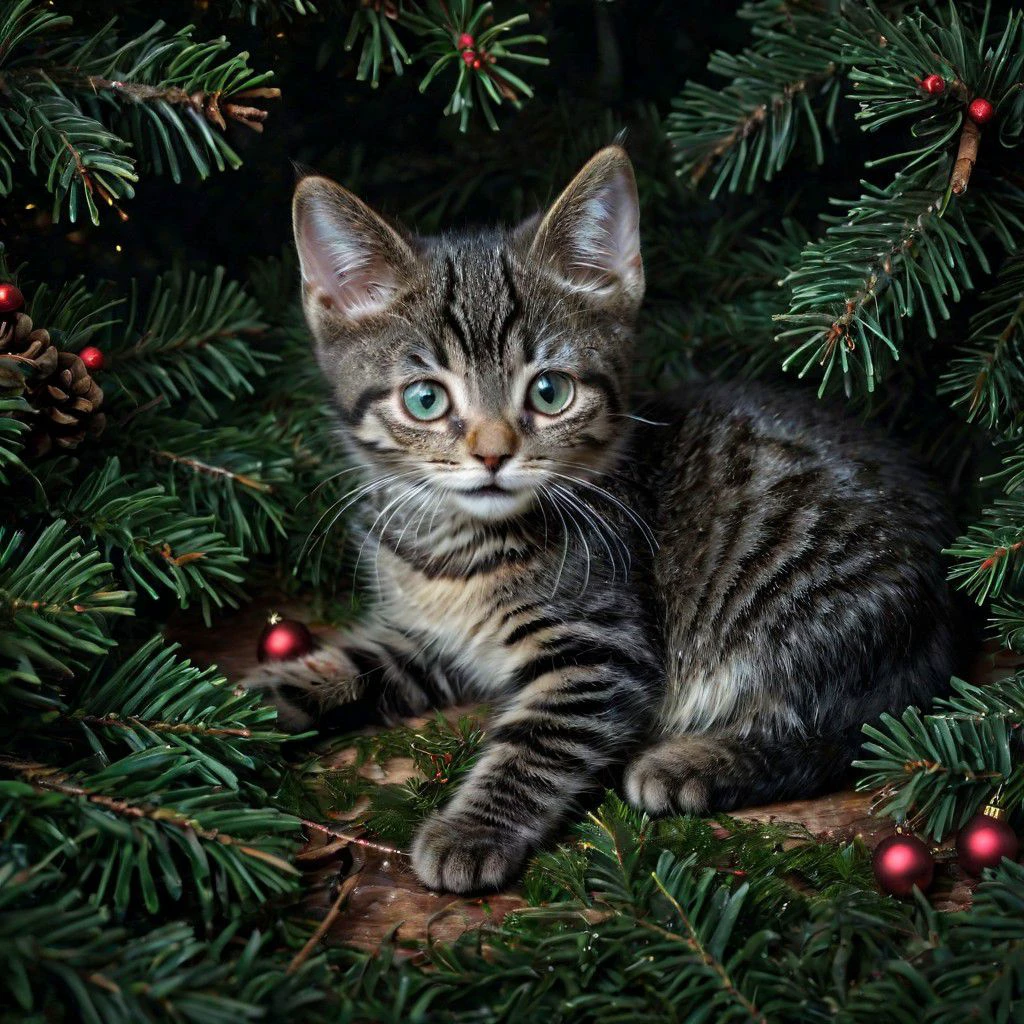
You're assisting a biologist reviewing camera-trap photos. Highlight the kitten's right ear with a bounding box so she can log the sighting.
[293,176,416,323]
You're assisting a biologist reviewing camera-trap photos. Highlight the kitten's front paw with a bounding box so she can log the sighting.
[238,645,362,732]
[411,812,529,893]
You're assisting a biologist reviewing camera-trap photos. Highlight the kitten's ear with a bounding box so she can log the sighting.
[529,146,643,308]
[293,176,416,323]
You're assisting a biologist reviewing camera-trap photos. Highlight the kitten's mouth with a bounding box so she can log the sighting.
[469,484,508,496]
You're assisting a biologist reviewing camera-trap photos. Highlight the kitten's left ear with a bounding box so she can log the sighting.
[528,146,643,309]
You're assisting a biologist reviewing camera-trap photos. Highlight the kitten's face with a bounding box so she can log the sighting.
[293,147,644,523]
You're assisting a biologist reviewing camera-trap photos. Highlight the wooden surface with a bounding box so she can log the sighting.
[175,600,1019,950]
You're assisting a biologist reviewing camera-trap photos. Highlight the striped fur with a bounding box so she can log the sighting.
[241,147,954,893]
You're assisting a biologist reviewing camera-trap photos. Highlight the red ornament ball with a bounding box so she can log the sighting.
[462,49,476,66]
[920,74,945,95]
[79,346,105,371]
[0,282,25,315]
[257,615,314,663]
[458,32,474,49]
[956,810,1019,876]
[968,97,995,125]
[873,833,935,896]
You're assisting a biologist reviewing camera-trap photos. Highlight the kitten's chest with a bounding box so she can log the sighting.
[373,546,531,696]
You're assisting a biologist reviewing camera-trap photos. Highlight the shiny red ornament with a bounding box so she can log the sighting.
[920,74,945,95]
[956,807,1019,876]
[79,346,105,371]
[462,49,476,66]
[458,32,474,49]
[0,282,25,315]
[968,97,995,125]
[872,833,934,896]
[257,615,314,663]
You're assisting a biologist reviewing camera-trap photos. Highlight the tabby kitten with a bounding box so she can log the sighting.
[242,147,954,893]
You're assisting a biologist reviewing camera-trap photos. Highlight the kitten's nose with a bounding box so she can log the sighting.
[468,420,518,474]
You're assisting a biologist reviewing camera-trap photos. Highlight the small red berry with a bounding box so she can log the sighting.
[968,97,995,125]
[462,49,476,66]
[79,346,105,371]
[457,32,474,49]
[0,282,25,315]
[920,74,945,95]
[472,58,481,69]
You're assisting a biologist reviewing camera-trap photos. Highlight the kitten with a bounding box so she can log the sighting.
[243,147,954,893]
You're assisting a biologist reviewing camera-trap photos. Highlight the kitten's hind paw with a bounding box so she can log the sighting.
[412,811,530,894]
[623,736,720,816]
[238,645,362,732]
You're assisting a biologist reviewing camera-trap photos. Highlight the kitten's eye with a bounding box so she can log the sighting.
[402,380,450,421]
[527,372,575,416]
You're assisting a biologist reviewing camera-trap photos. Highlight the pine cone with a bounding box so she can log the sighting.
[0,312,106,456]
[0,311,59,376]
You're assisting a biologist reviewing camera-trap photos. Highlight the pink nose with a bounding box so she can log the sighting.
[468,419,518,474]
[477,453,509,473]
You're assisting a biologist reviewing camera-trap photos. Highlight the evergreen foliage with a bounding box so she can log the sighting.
[2,0,1024,1019]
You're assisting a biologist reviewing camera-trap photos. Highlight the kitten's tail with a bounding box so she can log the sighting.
[623,725,868,815]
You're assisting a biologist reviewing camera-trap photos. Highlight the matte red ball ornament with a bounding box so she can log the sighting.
[458,32,474,49]
[921,74,945,95]
[956,805,1019,876]
[462,49,476,66]
[872,833,935,896]
[968,97,995,125]
[257,614,314,663]
[0,282,25,316]
[79,346,105,371]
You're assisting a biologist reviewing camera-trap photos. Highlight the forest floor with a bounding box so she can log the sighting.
[177,596,1024,952]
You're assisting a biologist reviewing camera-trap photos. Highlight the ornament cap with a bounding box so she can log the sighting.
[983,803,1006,820]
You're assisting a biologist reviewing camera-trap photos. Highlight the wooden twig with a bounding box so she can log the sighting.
[951,118,982,195]
[286,872,360,974]
[301,817,409,858]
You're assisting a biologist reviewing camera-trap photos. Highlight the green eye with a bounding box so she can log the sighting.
[528,372,575,416]
[402,380,450,421]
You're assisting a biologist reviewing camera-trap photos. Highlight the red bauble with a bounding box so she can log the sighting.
[458,32,474,49]
[872,833,935,896]
[462,49,476,66]
[79,346,105,371]
[257,615,314,663]
[956,809,1019,876]
[0,282,25,315]
[920,74,945,95]
[968,97,995,125]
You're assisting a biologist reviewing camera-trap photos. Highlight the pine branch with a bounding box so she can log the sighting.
[105,267,270,417]
[0,6,279,219]
[668,0,844,195]
[939,253,1024,429]
[69,635,290,781]
[0,520,131,697]
[55,456,247,617]
[856,673,1024,840]
[0,872,336,1024]
[775,158,1024,395]
[1,753,300,921]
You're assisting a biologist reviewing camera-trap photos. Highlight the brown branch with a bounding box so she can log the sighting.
[0,756,297,873]
[151,449,273,492]
[689,67,837,187]
[967,294,1024,416]
[286,872,360,975]
[76,713,254,739]
[85,77,280,133]
[951,117,982,196]
[300,817,409,858]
